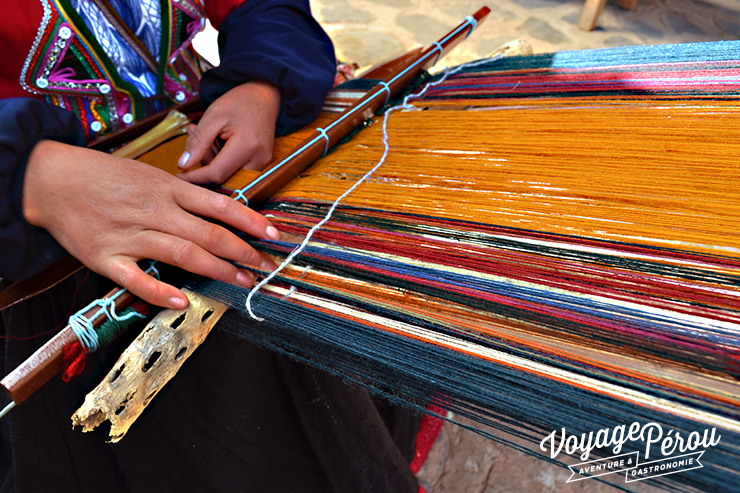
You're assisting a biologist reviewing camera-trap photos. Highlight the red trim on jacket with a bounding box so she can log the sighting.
[204,0,249,30]
[0,0,46,99]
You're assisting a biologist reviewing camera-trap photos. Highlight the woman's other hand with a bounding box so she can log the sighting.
[176,80,280,184]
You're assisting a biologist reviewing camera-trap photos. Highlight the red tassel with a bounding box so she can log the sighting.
[61,341,86,382]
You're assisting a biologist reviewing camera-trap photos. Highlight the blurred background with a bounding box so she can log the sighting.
[196,0,740,69]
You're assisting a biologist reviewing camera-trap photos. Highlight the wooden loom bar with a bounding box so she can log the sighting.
[232,6,490,205]
[0,7,490,411]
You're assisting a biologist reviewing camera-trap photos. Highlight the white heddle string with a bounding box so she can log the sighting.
[245,57,500,320]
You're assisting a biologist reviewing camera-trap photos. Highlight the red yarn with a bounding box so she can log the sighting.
[59,300,151,383]
[410,404,445,475]
[61,341,86,382]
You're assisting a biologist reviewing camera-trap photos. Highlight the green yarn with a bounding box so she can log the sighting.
[95,306,143,348]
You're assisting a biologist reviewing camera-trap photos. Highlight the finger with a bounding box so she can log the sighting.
[191,145,217,170]
[177,112,223,171]
[177,160,234,184]
[106,259,189,309]
[178,138,271,185]
[172,184,281,241]
[166,211,277,269]
[211,138,272,172]
[177,149,218,184]
[177,140,248,184]
[140,231,259,288]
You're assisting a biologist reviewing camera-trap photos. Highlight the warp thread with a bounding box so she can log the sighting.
[183,41,740,492]
[245,57,499,321]
[181,43,740,491]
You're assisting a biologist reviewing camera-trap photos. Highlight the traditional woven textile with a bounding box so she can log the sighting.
[190,41,740,492]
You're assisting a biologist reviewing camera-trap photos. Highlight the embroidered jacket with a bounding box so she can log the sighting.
[14,0,207,140]
[0,0,336,280]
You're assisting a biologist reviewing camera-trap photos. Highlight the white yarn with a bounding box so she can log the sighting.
[246,57,501,320]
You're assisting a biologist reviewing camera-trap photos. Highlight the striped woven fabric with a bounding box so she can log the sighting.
[420,40,740,100]
[192,41,740,492]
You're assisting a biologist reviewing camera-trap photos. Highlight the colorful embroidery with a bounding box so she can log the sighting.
[22,0,206,140]
[71,0,161,97]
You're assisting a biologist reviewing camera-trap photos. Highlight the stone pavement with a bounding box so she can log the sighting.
[313,0,740,70]
[307,1,740,492]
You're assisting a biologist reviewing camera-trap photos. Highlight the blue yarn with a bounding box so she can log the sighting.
[377,81,391,106]
[315,127,330,156]
[184,278,740,493]
[426,41,740,77]
[68,261,158,352]
[257,240,734,345]
[463,15,477,37]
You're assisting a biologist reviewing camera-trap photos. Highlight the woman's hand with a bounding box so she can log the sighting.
[177,80,280,184]
[23,140,278,309]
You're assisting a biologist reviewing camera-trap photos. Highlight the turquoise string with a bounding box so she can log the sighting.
[378,81,392,106]
[316,127,330,157]
[464,15,477,37]
[68,261,158,352]
[69,297,144,352]
[232,188,249,206]
[432,42,444,65]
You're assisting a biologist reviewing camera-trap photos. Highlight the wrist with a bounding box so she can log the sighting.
[239,79,281,115]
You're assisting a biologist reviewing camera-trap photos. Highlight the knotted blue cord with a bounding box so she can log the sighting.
[463,16,477,37]
[232,188,249,206]
[431,42,444,65]
[316,127,330,157]
[68,262,158,352]
[378,81,392,106]
[69,297,144,352]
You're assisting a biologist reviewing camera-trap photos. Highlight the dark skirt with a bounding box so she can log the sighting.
[0,273,421,492]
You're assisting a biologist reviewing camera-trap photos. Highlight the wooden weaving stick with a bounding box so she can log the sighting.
[0,284,138,406]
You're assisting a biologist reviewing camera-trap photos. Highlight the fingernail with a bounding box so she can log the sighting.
[261,259,278,271]
[266,225,280,240]
[177,151,190,169]
[169,296,188,309]
[237,271,254,286]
